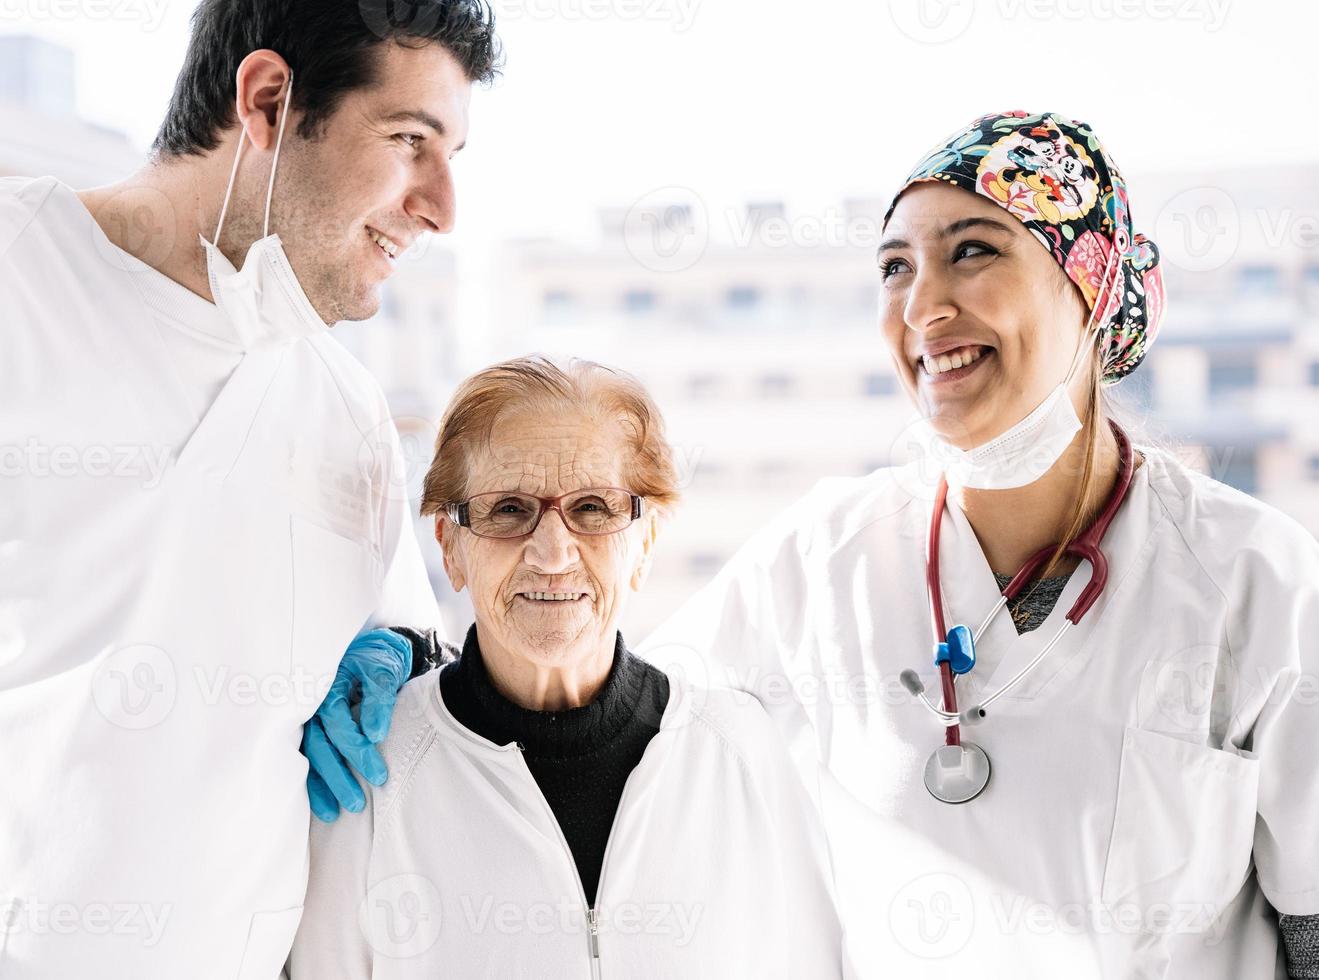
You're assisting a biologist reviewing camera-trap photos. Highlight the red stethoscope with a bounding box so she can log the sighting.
[900,419,1137,803]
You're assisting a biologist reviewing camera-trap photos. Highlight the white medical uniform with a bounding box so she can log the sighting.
[284,670,845,979]
[0,176,440,979]
[643,444,1319,978]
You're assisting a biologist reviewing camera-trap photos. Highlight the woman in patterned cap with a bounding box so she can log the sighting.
[645,110,1319,978]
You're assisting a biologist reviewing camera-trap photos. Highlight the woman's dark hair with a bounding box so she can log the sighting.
[151,0,501,158]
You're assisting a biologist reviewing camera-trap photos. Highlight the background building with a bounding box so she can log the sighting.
[5,34,1317,641]
[0,35,138,184]
[478,172,1319,634]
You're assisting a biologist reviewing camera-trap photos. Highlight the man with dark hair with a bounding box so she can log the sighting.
[0,2,499,977]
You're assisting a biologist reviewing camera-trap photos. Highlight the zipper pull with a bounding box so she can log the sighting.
[587,906,600,957]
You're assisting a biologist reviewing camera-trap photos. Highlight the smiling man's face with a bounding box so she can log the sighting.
[269,41,472,323]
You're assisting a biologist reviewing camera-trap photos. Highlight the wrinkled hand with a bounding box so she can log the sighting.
[302,628,412,822]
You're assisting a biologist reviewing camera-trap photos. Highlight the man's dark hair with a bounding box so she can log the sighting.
[152,0,500,158]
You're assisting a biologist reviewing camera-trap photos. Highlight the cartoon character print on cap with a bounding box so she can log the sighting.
[977,119,1101,225]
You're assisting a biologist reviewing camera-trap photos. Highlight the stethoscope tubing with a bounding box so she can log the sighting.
[923,420,1137,744]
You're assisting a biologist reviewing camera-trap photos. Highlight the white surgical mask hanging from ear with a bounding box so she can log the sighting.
[199,69,327,351]
[918,240,1124,491]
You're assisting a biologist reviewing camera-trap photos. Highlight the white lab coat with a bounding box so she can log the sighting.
[642,444,1319,978]
[284,667,846,979]
[0,176,439,979]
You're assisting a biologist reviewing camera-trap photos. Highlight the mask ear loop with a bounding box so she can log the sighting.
[212,128,246,246]
[211,68,294,246]
[262,69,294,239]
[1063,235,1123,389]
[1092,235,1126,383]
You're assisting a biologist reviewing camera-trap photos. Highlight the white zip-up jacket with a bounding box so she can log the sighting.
[285,662,845,979]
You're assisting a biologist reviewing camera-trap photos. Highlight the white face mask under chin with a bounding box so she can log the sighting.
[922,379,1083,491]
[921,242,1124,492]
[199,69,326,351]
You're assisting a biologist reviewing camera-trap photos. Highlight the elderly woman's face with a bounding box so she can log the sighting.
[440,411,655,665]
[878,182,1091,450]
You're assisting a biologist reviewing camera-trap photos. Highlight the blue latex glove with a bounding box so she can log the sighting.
[303,628,413,822]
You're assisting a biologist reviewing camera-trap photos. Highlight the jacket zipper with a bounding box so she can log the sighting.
[587,906,602,978]
[515,744,642,979]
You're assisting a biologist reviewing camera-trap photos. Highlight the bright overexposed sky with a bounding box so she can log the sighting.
[5,0,1318,255]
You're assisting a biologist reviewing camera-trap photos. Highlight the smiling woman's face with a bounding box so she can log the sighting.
[879,182,1092,449]
[438,410,656,669]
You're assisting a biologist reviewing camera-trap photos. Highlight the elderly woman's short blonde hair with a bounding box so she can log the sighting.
[419,355,682,518]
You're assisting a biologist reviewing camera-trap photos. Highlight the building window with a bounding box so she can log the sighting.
[623,289,656,313]
[1239,264,1281,295]
[688,374,722,398]
[1207,354,1257,398]
[726,286,760,310]
[688,553,725,577]
[1309,362,1319,387]
[759,374,794,398]
[694,461,725,486]
[863,373,896,397]
[543,290,575,315]
[1217,447,1258,496]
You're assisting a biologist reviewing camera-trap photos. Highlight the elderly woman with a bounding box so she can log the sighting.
[285,356,844,978]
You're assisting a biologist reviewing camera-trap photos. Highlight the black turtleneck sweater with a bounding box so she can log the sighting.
[426,625,670,907]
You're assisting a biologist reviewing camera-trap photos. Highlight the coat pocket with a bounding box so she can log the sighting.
[1100,726,1259,933]
[238,904,304,980]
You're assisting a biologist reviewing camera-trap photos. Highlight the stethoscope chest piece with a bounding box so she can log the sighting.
[923,741,992,804]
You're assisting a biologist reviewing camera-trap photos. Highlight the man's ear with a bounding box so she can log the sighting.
[435,517,467,593]
[233,50,295,152]
[629,511,661,593]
